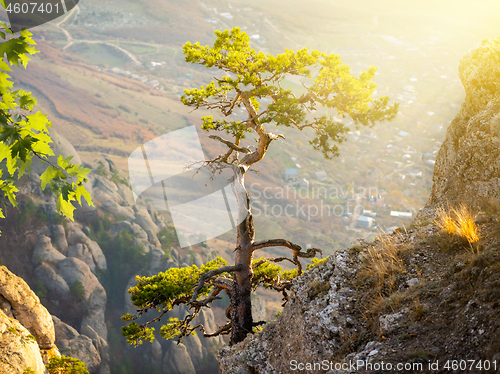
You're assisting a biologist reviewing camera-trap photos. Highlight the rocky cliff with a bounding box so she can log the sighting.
[0,266,60,373]
[426,37,500,210]
[217,38,500,374]
[0,129,223,373]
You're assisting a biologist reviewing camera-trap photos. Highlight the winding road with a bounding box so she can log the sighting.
[54,5,178,66]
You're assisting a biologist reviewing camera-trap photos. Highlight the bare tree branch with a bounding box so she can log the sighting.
[252,239,322,275]
[209,135,252,154]
[252,239,302,251]
[252,256,296,269]
[190,264,243,304]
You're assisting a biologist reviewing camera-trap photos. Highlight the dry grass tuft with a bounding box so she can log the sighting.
[436,205,479,245]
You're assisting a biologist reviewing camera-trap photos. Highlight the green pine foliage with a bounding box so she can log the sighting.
[46,355,89,374]
[182,27,398,160]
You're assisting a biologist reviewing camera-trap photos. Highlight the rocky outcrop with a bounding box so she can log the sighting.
[163,341,197,374]
[426,38,500,210]
[0,309,46,374]
[0,266,57,350]
[0,266,60,373]
[53,316,110,374]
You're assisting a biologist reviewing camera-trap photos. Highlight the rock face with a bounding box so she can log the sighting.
[0,266,56,350]
[0,266,60,373]
[217,253,350,374]
[426,38,500,210]
[53,316,110,374]
[0,309,46,374]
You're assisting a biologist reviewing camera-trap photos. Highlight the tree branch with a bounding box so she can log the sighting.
[190,264,243,304]
[252,256,296,269]
[209,135,252,154]
[252,239,322,275]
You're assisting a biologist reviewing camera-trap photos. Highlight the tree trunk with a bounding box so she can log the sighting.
[229,186,255,346]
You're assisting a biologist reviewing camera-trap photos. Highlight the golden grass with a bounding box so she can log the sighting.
[436,205,479,245]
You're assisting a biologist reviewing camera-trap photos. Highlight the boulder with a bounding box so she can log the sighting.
[133,206,160,235]
[192,253,204,267]
[34,263,70,297]
[109,220,133,236]
[86,240,107,272]
[81,286,108,340]
[58,335,101,373]
[149,248,165,272]
[151,340,163,367]
[56,258,102,301]
[81,324,110,369]
[52,316,79,341]
[0,266,56,349]
[52,225,69,255]
[66,223,107,272]
[68,243,96,273]
[101,200,135,221]
[53,316,103,374]
[0,308,46,374]
[183,333,204,368]
[32,235,66,266]
[116,183,135,206]
[163,341,196,374]
[93,175,123,205]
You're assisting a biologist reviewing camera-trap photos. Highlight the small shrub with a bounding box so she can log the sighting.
[34,280,48,303]
[158,227,178,249]
[70,281,85,300]
[17,200,38,225]
[46,355,89,374]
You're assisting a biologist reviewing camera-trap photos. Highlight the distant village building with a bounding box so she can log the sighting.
[390,211,413,218]
[313,171,327,181]
[298,178,309,189]
[285,168,299,182]
[356,216,374,229]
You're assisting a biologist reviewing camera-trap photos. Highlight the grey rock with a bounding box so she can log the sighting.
[81,286,108,341]
[116,183,135,206]
[93,175,123,205]
[34,263,70,296]
[151,340,163,364]
[53,225,69,255]
[184,333,204,368]
[68,243,96,273]
[32,235,66,266]
[86,240,107,272]
[101,199,135,221]
[109,220,133,236]
[163,341,196,374]
[52,316,79,341]
[133,207,160,235]
[58,335,101,373]
[379,311,405,334]
[170,247,179,261]
[193,253,204,267]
